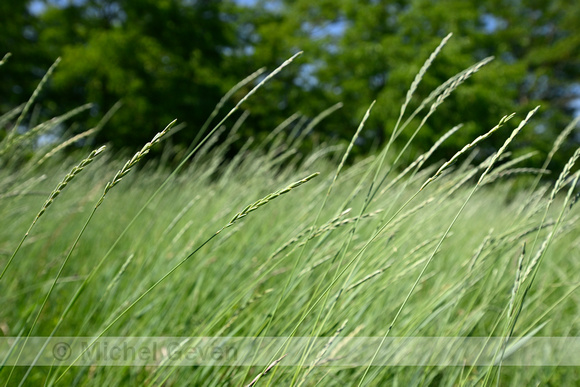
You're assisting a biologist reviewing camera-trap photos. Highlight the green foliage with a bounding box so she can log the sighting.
[1,0,248,150]
[2,0,579,171]
[0,1,51,116]
[241,0,580,166]
[37,0,243,148]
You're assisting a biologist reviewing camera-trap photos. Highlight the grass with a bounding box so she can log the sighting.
[1,36,580,386]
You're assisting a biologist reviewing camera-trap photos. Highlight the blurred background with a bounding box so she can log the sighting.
[1,0,579,170]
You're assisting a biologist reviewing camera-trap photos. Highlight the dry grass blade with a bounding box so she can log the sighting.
[245,354,287,387]
[0,52,11,66]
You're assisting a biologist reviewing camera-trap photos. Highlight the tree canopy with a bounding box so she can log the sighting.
[1,0,579,168]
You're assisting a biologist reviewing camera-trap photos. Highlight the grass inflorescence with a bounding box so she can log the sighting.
[1,38,579,387]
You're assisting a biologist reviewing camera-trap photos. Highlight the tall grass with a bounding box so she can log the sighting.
[1,36,579,387]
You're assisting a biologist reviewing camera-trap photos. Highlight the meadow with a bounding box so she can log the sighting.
[1,40,580,386]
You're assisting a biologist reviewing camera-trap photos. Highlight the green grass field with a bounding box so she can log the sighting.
[1,46,580,386]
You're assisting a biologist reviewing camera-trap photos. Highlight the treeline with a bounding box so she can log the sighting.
[1,0,579,169]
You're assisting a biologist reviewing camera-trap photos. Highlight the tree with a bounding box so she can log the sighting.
[15,0,246,149]
[241,0,580,167]
[1,0,578,171]
[0,1,52,117]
